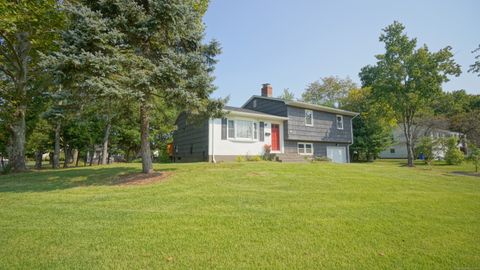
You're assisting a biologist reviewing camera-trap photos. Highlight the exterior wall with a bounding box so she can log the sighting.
[379,143,409,159]
[172,113,209,162]
[208,117,285,159]
[285,106,353,143]
[243,97,288,117]
[284,140,350,161]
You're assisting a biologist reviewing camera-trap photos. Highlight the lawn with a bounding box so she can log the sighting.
[0,160,479,269]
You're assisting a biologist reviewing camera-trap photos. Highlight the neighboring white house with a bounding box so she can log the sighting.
[379,125,465,159]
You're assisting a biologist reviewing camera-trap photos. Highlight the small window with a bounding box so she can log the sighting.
[390,148,395,154]
[228,120,235,138]
[336,115,344,130]
[253,100,257,108]
[305,109,313,126]
[298,143,313,155]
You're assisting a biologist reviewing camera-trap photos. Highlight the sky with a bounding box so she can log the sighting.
[203,0,480,107]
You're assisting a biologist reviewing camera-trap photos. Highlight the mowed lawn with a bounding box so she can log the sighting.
[0,160,479,269]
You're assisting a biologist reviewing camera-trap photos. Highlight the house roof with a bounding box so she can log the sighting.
[241,95,359,116]
[223,105,289,120]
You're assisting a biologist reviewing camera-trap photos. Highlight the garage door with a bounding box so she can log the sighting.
[327,146,347,163]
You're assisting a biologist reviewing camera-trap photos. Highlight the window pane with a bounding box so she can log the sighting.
[298,143,305,153]
[228,120,235,138]
[305,144,312,153]
[336,116,343,129]
[253,122,258,139]
[236,120,253,139]
[305,110,313,125]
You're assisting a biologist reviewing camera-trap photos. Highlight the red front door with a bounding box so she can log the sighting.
[271,124,280,151]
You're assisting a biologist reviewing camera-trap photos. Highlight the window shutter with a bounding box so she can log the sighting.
[259,122,265,142]
[221,118,227,140]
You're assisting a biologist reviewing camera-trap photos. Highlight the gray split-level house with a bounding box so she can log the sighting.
[173,84,358,163]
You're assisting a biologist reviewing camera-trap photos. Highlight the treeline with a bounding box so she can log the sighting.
[0,0,225,173]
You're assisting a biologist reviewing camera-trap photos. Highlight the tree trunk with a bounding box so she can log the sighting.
[140,101,153,174]
[63,143,69,168]
[89,145,95,166]
[84,151,88,167]
[1,156,5,171]
[101,121,111,165]
[53,122,61,169]
[34,150,43,170]
[72,149,79,166]
[8,105,27,172]
[403,122,415,167]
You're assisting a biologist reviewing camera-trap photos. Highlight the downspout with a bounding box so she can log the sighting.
[348,114,359,163]
[211,118,216,163]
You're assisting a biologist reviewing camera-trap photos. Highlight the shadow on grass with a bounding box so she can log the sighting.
[0,166,177,193]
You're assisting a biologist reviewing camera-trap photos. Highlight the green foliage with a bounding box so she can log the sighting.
[416,136,435,165]
[359,21,461,166]
[302,76,357,107]
[342,87,396,161]
[467,145,480,172]
[312,156,331,162]
[444,137,464,165]
[246,155,262,162]
[278,88,295,101]
[235,156,245,162]
[469,44,480,76]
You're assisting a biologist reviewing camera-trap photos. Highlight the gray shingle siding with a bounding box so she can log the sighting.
[284,140,350,160]
[285,106,352,143]
[172,113,209,162]
[243,97,288,117]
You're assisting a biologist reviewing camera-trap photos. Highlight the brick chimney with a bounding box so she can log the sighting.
[261,83,272,97]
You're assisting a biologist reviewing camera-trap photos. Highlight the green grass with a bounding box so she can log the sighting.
[0,160,479,269]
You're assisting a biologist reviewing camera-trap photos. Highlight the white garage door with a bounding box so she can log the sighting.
[327,146,347,163]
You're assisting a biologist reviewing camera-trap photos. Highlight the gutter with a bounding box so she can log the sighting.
[348,114,359,162]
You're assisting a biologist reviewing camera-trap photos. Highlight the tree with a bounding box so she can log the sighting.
[359,21,461,167]
[0,1,64,172]
[467,145,480,172]
[85,0,225,173]
[444,137,464,165]
[416,136,435,165]
[469,44,480,76]
[342,87,396,161]
[302,76,357,107]
[278,88,295,101]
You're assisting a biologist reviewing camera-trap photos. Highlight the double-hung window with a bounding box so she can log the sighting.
[305,109,313,126]
[336,115,344,130]
[298,142,313,155]
[227,119,258,141]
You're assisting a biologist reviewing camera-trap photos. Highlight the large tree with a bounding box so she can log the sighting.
[86,0,224,173]
[342,87,396,161]
[359,21,461,167]
[301,76,357,107]
[0,0,63,172]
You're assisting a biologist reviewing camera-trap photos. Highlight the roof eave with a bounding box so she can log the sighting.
[222,109,289,120]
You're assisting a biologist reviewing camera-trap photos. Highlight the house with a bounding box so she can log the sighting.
[173,84,358,163]
[379,125,465,159]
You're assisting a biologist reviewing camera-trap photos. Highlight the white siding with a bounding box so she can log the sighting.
[208,117,284,157]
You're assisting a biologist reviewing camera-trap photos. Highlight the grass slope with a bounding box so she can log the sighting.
[0,160,479,269]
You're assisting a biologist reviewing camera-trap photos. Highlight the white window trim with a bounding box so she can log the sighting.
[305,109,314,127]
[336,115,344,130]
[226,118,259,142]
[297,142,314,155]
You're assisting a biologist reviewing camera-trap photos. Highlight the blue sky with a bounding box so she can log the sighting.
[203,0,479,106]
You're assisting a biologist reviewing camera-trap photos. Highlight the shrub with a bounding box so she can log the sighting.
[235,156,245,162]
[312,156,331,162]
[416,136,435,165]
[246,155,262,162]
[445,137,464,165]
[467,145,480,172]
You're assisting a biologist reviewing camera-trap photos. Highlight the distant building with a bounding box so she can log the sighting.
[379,125,465,159]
